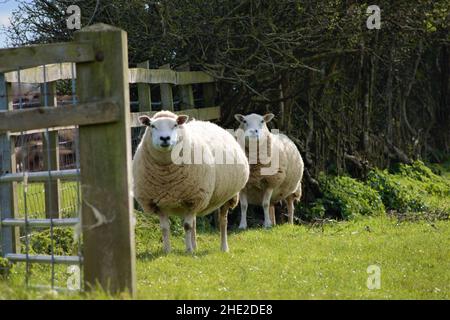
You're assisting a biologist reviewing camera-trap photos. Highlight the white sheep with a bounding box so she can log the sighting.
[133,110,249,253]
[234,113,304,228]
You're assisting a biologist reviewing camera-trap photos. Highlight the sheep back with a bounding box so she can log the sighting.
[244,133,304,205]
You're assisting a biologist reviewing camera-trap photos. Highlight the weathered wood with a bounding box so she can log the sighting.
[177,71,215,85]
[137,61,152,112]
[159,64,174,111]
[4,63,215,85]
[40,82,60,219]
[5,63,74,83]
[75,23,136,295]
[0,42,95,73]
[177,64,195,110]
[9,126,76,136]
[0,101,120,134]
[129,68,214,85]
[130,106,221,127]
[0,74,20,256]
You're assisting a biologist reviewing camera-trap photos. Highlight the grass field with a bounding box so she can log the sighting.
[1,160,449,300]
[1,215,449,300]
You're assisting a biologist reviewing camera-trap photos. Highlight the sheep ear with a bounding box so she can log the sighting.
[235,114,245,123]
[177,115,189,125]
[264,113,275,123]
[139,116,151,126]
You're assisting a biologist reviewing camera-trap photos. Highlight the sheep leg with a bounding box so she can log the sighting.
[262,188,274,228]
[269,205,276,226]
[184,214,196,253]
[238,192,248,230]
[287,196,295,224]
[191,216,197,250]
[159,213,171,253]
[219,204,230,252]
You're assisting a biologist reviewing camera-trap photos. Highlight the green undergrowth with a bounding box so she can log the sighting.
[300,160,450,221]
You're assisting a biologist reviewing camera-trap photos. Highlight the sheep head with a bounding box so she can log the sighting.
[139,111,189,152]
[234,113,274,140]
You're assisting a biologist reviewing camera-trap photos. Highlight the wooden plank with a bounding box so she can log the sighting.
[0,101,119,134]
[0,74,20,257]
[176,71,215,85]
[129,68,214,85]
[5,63,74,83]
[137,61,152,112]
[130,107,221,127]
[0,42,95,73]
[159,64,174,111]
[129,68,176,84]
[9,126,76,136]
[177,64,195,110]
[75,23,136,295]
[41,82,61,219]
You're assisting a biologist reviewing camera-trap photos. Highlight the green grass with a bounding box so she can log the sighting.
[1,215,449,299]
[16,181,79,219]
[1,160,450,299]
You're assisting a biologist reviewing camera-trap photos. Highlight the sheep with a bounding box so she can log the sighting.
[234,113,304,228]
[133,110,249,253]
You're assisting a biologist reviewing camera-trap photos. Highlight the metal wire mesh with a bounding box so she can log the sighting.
[6,63,83,291]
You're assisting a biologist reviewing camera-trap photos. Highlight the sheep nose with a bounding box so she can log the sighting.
[160,136,170,142]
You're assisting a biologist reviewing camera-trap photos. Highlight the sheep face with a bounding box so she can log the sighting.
[139,114,189,151]
[235,113,274,139]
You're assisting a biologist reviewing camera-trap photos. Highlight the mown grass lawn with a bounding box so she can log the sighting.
[1,215,449,299]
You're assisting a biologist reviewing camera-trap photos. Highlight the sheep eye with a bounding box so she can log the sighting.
[261,120,264,124]
[150,125,156,129]
[243,120,247,124]
[174,124,178,128]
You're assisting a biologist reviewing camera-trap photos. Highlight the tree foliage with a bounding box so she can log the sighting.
[4,0,449,201]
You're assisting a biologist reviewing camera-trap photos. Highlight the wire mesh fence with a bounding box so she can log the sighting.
[0,64,84,291]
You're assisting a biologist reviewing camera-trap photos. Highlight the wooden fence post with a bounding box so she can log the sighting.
[178,63,195,110]
[74,24,136,296]
[159,64,174,111]
[40,82,61,219]
[0,74,20,256]
[137,61,152,112]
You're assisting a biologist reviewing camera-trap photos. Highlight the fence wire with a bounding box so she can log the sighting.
[8,63,83,292]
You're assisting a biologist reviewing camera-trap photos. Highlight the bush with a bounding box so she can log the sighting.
[0,257,11,279]
[397,161,450,197]
[367,169,428,213]
[313,174,385,220]
[23,228,78,256]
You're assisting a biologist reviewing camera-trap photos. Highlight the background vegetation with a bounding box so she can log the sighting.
[4,0,449,205]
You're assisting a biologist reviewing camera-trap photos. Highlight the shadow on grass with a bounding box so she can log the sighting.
[137,247,214,261]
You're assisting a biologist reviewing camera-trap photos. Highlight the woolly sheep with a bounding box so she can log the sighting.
[234,113,304,228]
[133,111,249,253]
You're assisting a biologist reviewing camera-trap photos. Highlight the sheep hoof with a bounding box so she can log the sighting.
[263,221,273,229]
[238,224,247,230]
[221,246,229,253]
